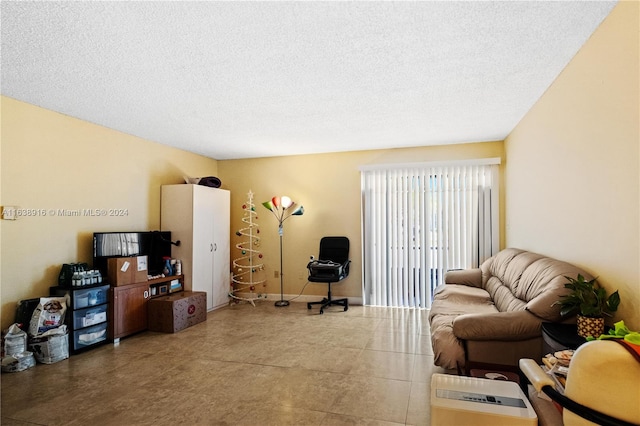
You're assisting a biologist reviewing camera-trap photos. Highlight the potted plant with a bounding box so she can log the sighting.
[555,274,620,337]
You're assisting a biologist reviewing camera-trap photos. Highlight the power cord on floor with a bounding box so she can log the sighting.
[286,280,311,302]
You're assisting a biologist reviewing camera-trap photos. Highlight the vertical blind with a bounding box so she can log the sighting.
[360,160,500,308]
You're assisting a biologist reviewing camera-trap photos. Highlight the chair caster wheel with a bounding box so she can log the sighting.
[344,306,348,311]
[319,310,324,315]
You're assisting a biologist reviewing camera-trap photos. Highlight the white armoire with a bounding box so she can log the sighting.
[160,184,230,311]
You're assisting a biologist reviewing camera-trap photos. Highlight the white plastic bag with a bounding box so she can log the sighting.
[2,324,27,357]
[28,325,69,364]
[1,351,36,372]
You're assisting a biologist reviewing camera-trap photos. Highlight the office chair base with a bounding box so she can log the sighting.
[307,296,348,315]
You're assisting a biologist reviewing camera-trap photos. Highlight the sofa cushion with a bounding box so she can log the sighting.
[431,283,494,308]
[485,276,528,312]
[482,249,545,310]
[521,258,594,321]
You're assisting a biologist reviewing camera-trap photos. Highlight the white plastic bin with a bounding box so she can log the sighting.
[73,322,107,349]
[73,304,108,329]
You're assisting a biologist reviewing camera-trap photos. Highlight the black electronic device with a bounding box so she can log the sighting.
[92,231,173,277]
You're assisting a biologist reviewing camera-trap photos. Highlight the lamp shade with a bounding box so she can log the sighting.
[281,196,293,209]
[262,200,275,212]
[262,195,303,223]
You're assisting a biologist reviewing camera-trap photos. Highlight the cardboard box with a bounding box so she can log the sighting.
[147,291,206,333]
[107,256,148,286]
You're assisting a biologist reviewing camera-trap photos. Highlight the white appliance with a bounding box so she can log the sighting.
[161,184,230,311]
[431,373,537,426]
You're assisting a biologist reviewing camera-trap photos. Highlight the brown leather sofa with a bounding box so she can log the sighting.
[429,248,593,370]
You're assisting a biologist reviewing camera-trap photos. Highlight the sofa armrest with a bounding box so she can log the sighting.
[443,268,482,288]
[452,310,541,340]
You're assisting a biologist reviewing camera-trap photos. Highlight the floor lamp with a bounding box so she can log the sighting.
[262,196,304,307]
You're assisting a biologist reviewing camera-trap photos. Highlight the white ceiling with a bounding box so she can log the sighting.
[1,1,617,160]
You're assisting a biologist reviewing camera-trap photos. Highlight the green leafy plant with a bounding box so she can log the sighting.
[586,320,640,344]
[555,274,620,318]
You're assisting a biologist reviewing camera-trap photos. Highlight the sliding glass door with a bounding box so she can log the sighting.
[361,159,499,308]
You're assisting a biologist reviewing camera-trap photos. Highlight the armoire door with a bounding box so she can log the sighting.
[192,185,216,310]
[211,189,230,310]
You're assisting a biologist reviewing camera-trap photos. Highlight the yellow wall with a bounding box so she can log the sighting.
[505,1,639,329]
[0,96,219,329]
[219,142,505,302]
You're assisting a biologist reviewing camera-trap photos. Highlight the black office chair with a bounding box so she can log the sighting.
[306,236,350,314]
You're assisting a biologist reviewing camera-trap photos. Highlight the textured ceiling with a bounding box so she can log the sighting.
[1,1,617,160]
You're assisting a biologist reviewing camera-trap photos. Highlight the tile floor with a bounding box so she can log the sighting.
[1,301,449,425]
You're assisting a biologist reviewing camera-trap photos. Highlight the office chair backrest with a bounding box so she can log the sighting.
[318,237,349,264]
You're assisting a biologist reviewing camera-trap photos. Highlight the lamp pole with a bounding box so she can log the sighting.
[275,225,289,307]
